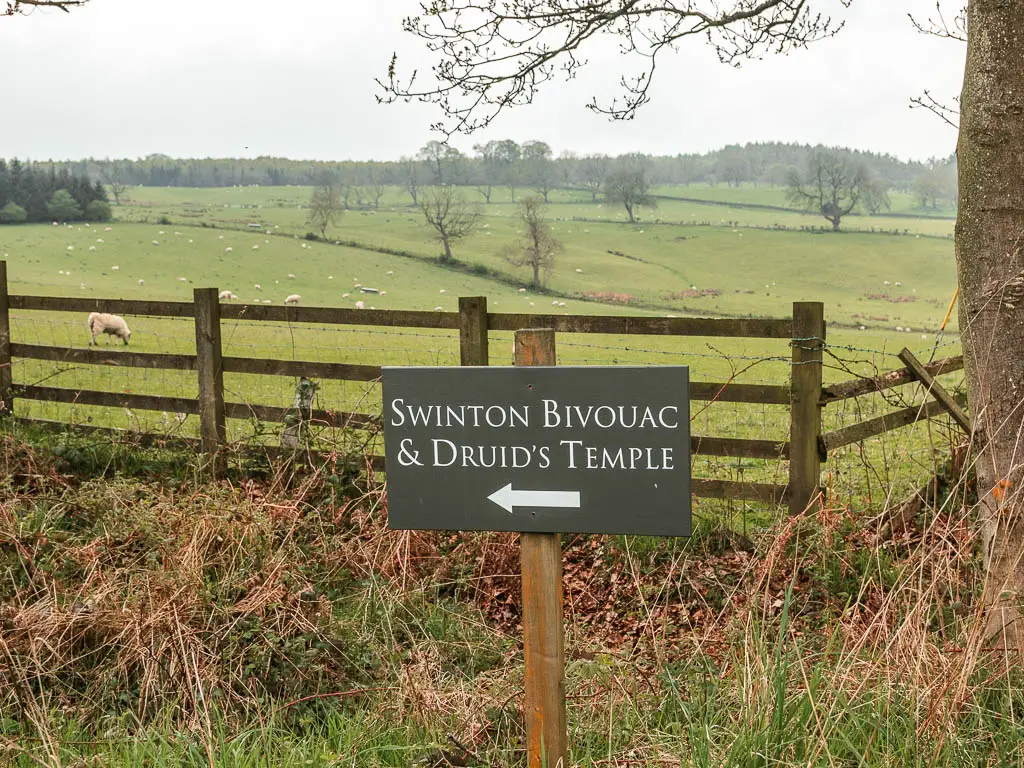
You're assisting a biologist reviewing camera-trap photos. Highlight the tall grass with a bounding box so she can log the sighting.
[1,423,1018,767]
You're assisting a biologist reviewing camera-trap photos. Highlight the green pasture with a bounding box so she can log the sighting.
[24,184,959,330]
[650,182,959,220]
[0,186,962,511]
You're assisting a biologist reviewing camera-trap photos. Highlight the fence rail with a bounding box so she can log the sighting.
[0,260,966,514]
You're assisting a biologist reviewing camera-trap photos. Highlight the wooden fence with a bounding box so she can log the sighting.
[0,260,967,517]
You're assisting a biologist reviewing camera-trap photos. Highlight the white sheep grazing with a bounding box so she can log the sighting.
[218,290,237,301]
[287,273,296,279]
[112,265,119,271]
[434,305,443,311]
[225,247,233,253]
[355,301,366,309]
[87,312,131,346]
[254,284,262,290]
[285,294,301,305]
[138,279,145,286]
[342,293,350,298]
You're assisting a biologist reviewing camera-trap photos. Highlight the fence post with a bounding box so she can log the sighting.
[194,287,226,474]
[515,327,568,768]
[459,296,489,366]
[789,301,825,516]
[0,262,11,417]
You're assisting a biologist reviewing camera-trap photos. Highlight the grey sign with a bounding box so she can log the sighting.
[381,366,691,536]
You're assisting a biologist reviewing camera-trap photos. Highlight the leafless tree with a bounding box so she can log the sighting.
[378,0,849,135]
[420,186,480,263]
[401,156,422,205]
[603,157,656,223]
[580,155,610,203]
[502,196,562,290]
[785,150,888,231]
[307,182,343,239]
[96,161,127,206]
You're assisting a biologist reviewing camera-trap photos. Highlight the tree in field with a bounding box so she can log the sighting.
[97,161,128,205]
[494,139,521,201]
[502,196,562,290]
[401,156,422,205]
[785,151,888,231]
[579,155,609,202]
[913,170,943,209]
[472,140,500,203]
[46,189,81,221]
[0,202,27,223]
[418,140,463,186]
[380,0,1024,649]
[420,186,479,263]
[307,182,343,238]
[603,157,655,223]
[522,140,557,203]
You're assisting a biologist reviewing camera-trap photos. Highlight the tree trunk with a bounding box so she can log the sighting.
[442,238,452,262]
[957,0,1024,648]
[625,203,634,223]
[532,262,540,290]
[830,218,840,232]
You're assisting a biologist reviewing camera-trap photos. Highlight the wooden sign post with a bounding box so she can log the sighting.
[381,330,692,768]
[515,328,567,768]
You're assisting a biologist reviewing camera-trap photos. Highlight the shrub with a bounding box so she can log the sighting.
[157,215,172,226]
[304,231,320,241]
[0,202,27,223]
[84,200,112,222]
[45,189,82,221]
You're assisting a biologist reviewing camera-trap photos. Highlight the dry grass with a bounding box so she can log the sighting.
[1,427,1021,766]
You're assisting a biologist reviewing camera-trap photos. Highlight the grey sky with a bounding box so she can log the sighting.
[1,0,965,162]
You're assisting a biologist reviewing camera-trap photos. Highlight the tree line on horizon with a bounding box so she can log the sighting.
[0,159,111,225]
[23,141,957,211]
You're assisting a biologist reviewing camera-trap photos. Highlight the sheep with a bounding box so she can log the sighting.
[254,284,262,290]
[87,312,131,346]
[178,277,188,282]
[88,246,96,252]
[439,289,446,294]
[379,290,387,296]
[138,279,145,286]
[355,300,366,309]
[252,245,260,250]
[111,265,119,271]
[287,273,296,279]
[225,247,233,253]
[342,293,350,298]
[152,240,159,246]
[328,275,335,280]
[285,294,301,305]
[433,305,443,311]
[218,290,238,301]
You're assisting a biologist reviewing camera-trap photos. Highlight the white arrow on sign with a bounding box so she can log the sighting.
[487,483,581,514]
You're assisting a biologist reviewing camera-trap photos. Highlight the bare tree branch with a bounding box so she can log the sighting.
[378,0,853,135]
[4,0,90,15]
[908,1,966,42]
[909,89,960,130]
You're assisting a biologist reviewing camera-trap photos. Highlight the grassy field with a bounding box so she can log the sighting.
[0,183,962,500]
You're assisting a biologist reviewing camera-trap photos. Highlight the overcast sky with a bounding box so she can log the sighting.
[1,0,965,163]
